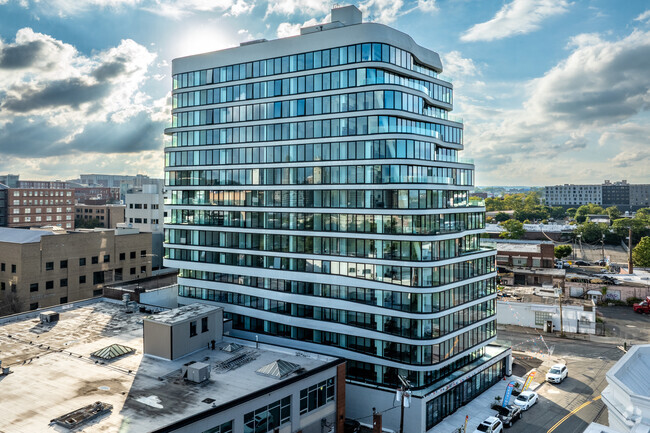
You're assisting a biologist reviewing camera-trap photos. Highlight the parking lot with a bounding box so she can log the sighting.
[439,327,624,433]
[497,329,623,433]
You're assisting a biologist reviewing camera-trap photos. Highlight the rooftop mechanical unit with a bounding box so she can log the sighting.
[40,311,59,323]
[50,401,113,429]
[186,362,210,383]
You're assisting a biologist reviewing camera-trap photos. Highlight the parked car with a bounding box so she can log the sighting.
[594,260,607,266]
[546,364,568,384]
[633,297,650,314]
[513,391,538,410]
[574,260,591,266]
[493,404,522,427]
[473,416,503,433]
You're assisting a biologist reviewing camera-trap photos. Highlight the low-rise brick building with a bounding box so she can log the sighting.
[493,240,565,288]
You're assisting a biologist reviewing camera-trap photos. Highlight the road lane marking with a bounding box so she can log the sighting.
[547,396,602,433]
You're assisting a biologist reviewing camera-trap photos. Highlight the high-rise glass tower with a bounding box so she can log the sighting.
[165,6,510,430]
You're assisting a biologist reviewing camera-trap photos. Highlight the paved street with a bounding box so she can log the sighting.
[495,328,624,433]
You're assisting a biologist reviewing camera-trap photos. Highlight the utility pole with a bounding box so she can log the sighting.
[628,226,634,275]
[601,234,605,264]
[559,291,565,337]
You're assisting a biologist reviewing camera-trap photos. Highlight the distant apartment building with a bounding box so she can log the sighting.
[601,180,630,208]
[75,203,126,228]
[630,184,650,208]
[0,174,19,188]
[2,186,75,229]
[72,186,120,204]
[544,184,602,207]
[0,227,152,315]
[17,180,68,189]
[77,173,155,188]
[74,174,164,203]
[0,185,6,226]
[545,180,650,210]
[2,174,119,205]
[125,184,165,270]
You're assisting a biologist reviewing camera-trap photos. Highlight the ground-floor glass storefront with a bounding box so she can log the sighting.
[425,358,506,430]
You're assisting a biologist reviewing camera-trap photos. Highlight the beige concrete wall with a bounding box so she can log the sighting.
[0,230,153,316]
[170,310,222,360]
[143,320,172,359]
[75,205,126,228]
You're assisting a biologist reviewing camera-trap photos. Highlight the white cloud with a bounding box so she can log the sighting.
[265,0,329,18]
[462,28,650,184]
[441,51,478,77]
[525,29,650,126]
[635,10,650,23]
[144,0,254,19]
[461,0,570,42]
[359,0,405,24]
[0,28,165,160]
[10,0,142,15]
[5,0,254,17]
[276,18,319,38]
[417,0,437,13]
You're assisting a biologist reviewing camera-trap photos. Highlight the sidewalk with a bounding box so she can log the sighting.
[432,374,544,432]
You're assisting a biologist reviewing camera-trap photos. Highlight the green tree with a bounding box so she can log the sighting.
[485,197,506,212]
[75,218,104,229]
[633,236,650,267]
[612,217,650,243]
[605,206,621,220]
[500,219,525,239]
[514,205,549,222]
[574,222,607,243]
[550,207,567,219]
[575,203,605,223]
[567,208,577,218]
[554,245,573,259]
[636,208,650,219]
[494,212,510,222]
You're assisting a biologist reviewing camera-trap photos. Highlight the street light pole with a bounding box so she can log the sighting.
[559,291,565,337]
[397,374,411,433]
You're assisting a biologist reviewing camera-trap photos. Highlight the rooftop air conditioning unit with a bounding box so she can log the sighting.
[40,311,59,323]
[187,362,210,383]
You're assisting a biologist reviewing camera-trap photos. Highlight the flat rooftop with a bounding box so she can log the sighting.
[0,299,337,433]
[496,243,541,253]
[0,227,56,244]
[145,303,220,325]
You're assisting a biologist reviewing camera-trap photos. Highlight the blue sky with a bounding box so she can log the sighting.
[0,0,649,185]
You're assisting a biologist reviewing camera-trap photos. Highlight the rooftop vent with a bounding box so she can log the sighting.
[50,401,113,429]
[91,344,135,361]
[221,342,244,353]
[256,359,301,379]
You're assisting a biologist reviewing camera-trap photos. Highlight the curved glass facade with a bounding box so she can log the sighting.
[165,22,496,392]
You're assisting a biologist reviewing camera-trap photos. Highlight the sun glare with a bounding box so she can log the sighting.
[172,25,239,58]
